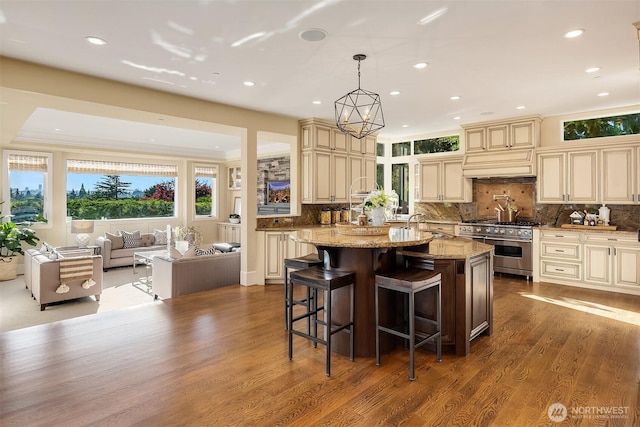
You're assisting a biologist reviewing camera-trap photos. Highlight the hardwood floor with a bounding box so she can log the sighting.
[1,276,638,426]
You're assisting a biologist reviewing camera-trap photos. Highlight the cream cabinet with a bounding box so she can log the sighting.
[217,223,240,243]
[301,150,349,203]
[584,233,640,291]
[464,117,540,153]
[423,222,457,235]
[537,151,598,204]
[538,230,582,282]
[300,118,376,204]
[601,147,637,204]
[263,231,316,283]
[349,135,377,156]
[417,158,471,202]
[536,229,640,295]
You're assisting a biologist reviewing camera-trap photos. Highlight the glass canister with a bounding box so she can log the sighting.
[320,207,332,225]
[332,208,341,224]
[341,207,351,223]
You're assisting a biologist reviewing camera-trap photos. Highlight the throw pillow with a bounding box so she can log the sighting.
[105,232,124,250]
[195,246,217,256]
[153,229,168,245]
[121,230,142,249]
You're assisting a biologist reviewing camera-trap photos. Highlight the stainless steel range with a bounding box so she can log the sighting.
[458,220,536,280]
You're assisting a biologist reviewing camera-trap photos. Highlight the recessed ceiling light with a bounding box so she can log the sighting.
[299,28,327,42]
[413,62,428,69]
[150,139,156,142]
[564,29,584,38]
[453,116,461,120]
[585,67,600,73]
[85,36,107,45]
[389,91,401,96]
[312,100,322,105]
[516,105,526,110]
[450,95,460,100]
[54,128,61,131]
[597,92,609,97]
[401,124,409,128]
[243,81,255,87]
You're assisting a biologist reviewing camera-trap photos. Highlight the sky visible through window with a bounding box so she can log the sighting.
[10,172,165,195]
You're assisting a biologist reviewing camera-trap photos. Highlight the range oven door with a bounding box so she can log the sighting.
[483,237,532,278]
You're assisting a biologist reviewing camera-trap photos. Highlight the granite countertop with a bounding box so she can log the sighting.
[539,225,638,238]
[288,226,434,249]
[399,237,494,260]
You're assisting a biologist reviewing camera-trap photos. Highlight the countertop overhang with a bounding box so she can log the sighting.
[288,226,433,248]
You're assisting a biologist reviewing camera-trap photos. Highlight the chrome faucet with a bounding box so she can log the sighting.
[405,213,427,231]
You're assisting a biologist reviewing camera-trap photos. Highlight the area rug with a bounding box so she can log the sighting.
[0,267,160,333]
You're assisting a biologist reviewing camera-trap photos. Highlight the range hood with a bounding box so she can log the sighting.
[462,149,536,178]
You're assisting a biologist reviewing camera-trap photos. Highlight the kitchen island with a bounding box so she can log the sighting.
[289,228,494,357]
[289,226,433,357]
[399,237,494,356]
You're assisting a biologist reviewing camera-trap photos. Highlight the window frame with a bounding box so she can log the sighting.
[65,158,178,221]
[193,163,218,220]
[2,150,53,229]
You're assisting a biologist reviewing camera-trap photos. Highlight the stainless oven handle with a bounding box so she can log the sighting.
[484,238,531,244]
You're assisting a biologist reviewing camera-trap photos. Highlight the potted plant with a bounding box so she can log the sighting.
[364,189,399,226]
[229,213,241,224]
[0,202,40,281]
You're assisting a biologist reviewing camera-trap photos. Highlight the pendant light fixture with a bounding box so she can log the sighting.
[334,54,385,139]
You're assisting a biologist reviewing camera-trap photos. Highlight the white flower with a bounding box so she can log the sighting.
[364,189,398,209]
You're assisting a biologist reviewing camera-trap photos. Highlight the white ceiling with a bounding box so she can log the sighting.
[0,0,639,156]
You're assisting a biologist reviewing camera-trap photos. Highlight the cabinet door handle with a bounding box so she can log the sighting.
[554,268,565,272]
[566,194,570,201]
[555,249,565,253]
[608,248,611,256]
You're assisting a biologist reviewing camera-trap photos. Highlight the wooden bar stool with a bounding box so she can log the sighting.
[375,269,442,380]
[283,254,323,330]
[288,266,355,377]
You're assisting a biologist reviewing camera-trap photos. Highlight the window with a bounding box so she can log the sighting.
[391,141,411,157]
[376,164,384,190]
[195,165,217,218]
[3,151,52,225]
[376,142,385,157]
[563,113,640,140]
[392,163,409,214]
[66,159,177,220]
[414,135,460,154]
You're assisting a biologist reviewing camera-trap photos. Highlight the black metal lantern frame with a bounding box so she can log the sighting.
[334,54,385,139]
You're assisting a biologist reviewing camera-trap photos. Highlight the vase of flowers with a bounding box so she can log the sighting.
[364,190,398,226]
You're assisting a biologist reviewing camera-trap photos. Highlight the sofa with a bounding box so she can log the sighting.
[30,252,103,310]
[96,231,165,271]
[152,251,240,299]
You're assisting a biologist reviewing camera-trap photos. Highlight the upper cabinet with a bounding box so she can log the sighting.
[601,147,638,204]
[537,151,598,204]
[416,156,471,203]
[537,142,640,205]
[464,116,541,153]
[461,115,541,178]
[300,118,377,204]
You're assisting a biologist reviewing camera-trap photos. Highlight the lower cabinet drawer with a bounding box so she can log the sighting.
[540,241,581,260]
[540,260,582,281]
